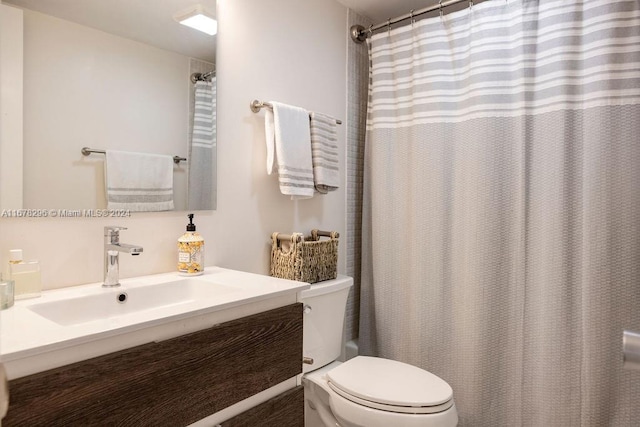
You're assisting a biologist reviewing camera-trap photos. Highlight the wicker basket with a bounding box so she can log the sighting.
[270,229,339,283]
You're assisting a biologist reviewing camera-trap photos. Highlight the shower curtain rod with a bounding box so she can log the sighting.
[351,0,477,43]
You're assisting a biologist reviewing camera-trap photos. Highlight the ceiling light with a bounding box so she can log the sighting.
[174,4,217,36]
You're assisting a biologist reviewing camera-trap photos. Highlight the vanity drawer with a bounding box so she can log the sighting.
[220,385,304,427]
[5,303,303,427]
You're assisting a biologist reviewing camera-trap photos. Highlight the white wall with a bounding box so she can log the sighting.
[20,9,190,210]
[0,4,23,210]
[0,0,348,290]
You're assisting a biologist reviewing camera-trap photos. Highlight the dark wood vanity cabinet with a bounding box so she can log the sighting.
[220,385,304,427]
[5,303,303,427]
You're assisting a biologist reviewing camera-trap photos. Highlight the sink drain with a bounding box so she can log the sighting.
[117,292,128,303]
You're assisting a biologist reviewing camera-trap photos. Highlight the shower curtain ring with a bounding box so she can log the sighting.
[387,18,391,35]
[368,24,373,38]
[439,0,444,18]
[410,9,415,26]
[469,0,474,9]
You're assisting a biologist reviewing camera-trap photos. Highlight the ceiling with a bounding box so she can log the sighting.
[3,0,216,62]
[2,0,477,61]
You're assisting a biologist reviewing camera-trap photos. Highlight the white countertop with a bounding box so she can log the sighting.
[1,267,309,378]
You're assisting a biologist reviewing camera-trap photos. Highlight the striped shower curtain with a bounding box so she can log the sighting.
[359,1,640,425]
[188,79,216,210]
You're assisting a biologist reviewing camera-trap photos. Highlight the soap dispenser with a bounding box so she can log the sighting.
[178,213,204,276]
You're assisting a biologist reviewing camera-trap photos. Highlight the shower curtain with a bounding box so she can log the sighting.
[359,0,640,425]
[188,79,216,210]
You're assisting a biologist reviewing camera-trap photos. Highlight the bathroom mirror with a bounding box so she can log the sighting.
[2,0,217,211]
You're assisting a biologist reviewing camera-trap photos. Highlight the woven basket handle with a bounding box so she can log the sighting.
[272,232,304,248]
[311,229,339,240]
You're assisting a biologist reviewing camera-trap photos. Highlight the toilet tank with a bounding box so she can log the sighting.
[299,275,353,373]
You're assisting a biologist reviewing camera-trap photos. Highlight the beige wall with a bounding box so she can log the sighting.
[0,0,348,290]
[21,9,190,210]
[0,4,23,209]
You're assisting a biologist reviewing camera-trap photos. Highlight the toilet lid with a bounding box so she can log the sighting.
[326,356,453,412]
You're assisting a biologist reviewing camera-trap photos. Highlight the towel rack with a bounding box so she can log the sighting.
[250,100,343,125]
[81,147,187,164]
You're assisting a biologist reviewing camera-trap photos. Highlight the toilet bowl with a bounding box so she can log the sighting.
[300,276,458,427]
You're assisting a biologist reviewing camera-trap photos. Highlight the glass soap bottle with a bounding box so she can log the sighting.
[9,249,42,299]
[0,273,14,309]
[178,213,204,276]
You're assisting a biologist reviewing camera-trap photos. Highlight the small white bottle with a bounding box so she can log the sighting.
[178,214,204,276]
[9,249,42,299]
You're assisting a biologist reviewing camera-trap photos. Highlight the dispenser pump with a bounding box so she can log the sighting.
[186,213,196,232]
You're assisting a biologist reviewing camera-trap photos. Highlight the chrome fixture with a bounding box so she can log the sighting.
[103,226,143,288]
[250,100,343,125]
[190,69,215,83]
[81,147,187,165]
[350,0,478,42]
[623,330,640,370]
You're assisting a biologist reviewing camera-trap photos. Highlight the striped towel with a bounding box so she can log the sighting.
[105,150,174,212]
[309,112,339,193]
[265,102,315,199]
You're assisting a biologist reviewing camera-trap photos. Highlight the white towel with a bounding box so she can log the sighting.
[265,101,315,199]
[309,112,340,193]
[105,150,174,212]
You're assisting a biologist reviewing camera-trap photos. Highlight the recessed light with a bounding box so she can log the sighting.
[174,4,217,36]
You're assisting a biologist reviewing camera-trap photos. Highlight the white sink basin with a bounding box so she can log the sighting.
[27,278,240,326]
[1,267,309,380]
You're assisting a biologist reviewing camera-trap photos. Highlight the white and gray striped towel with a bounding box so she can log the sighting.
[309,112,339,193]
[105,150,174,212]
[265,101,314,199]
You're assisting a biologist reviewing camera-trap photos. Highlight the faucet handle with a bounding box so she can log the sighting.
[105,226,127,234]
[104,226,127,243]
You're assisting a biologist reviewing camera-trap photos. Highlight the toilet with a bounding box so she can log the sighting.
[300,276,458,427]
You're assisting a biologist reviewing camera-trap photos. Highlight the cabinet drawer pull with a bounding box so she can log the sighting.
[303,357,314,365]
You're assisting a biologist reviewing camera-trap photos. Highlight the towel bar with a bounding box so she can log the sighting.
[81,147,187,165]
[250,100,343,125]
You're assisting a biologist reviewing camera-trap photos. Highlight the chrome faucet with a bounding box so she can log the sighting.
[103,226,143,288]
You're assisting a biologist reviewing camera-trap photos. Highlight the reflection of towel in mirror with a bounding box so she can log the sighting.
[105,150,174,212]
[188,80,216,210]
[265,101,314,199]
[309,112,339,193]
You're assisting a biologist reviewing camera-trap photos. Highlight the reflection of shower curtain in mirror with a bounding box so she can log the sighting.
[188,79,216,210]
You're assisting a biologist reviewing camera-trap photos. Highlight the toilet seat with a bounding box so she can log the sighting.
[327,382,454,414]
[326,356,454,414]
